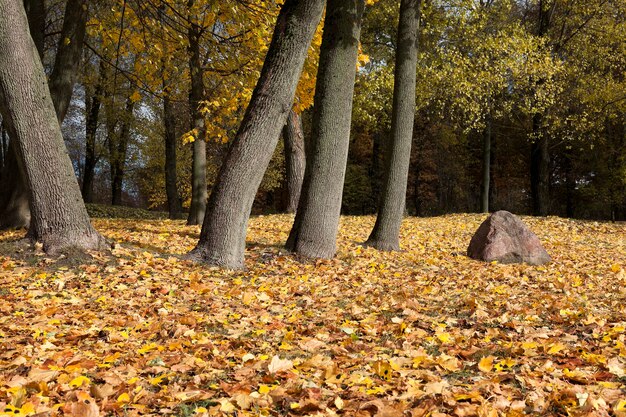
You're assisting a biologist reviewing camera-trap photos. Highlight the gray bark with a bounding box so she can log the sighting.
[186,2,207,225]
[480,115,491,213]
[286,0,365,258]
[0,0,105,253]
[164,91,183,219]
[188,0,325,269]
[365,0,421,251]
[283,109,306,213]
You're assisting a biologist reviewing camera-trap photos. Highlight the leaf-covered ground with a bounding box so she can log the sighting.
[0,214,625,417]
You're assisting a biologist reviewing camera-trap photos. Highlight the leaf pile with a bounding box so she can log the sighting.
[0,214,625,416]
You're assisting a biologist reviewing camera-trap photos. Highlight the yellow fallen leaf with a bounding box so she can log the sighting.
[69,375,91,388]
[117,393,131,404]
[478,356,494,372]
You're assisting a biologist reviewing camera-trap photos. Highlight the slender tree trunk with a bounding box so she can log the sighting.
[365,0,421,251]
[370,131,384,207]
[188,0,325,269]
[186,5,207,225]
[110,97,134,206]
[530,113,549,216]
[480,115,491,213]
[0,0,105,253]
[0,120,5,169]
[0,142,30,229]
[48,0,88,123]
[23,0,45,59]
[283,109,306,213]
[164,91,183,219]
[82,63,104,203]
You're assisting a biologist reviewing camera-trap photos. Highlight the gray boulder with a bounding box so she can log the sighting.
[467,210,551,265]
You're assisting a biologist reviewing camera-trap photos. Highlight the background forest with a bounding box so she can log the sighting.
[1,0,624,222]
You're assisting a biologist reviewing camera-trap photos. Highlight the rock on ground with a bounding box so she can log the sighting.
[467,210,551,265]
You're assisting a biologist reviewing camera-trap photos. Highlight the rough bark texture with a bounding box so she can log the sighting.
[164,91,183,219]
[286,0,365,259]
[186,6,207,225]
[530,113,549,216]
[110,97,134,206]
[283,109,306,213]
[480,116,491,213]
[48,0,88,123]
[365,0,421,251]
[467,210,551,265]
[188,0,325,269]
[0,0,106,253]
[82,63,104,203]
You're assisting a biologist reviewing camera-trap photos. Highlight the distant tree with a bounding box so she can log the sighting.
[0,0,106,253]
[283,109,306,213]
[188,0,325,269]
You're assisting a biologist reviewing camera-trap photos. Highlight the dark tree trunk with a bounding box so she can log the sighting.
[370,131,384,206]
[530,113,549,216]
[186,4,207,225]
[285,0,365,259]
[0,0,105,253]
[164,91,183,219]
[0,142,30,229]
[110,97,134,206]
[82,63,104,203]
[23,0,45,59]
[283,109,306,213]
[188,0,325,269]
[365,0,421,251]
[0,120,6,169]
[48,0,88,123]
[480,115,491,213]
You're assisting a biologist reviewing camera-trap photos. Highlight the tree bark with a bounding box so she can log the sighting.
[188,0,325,269]
[0,0,105,253]
[365,0,421,251]
[48,0,88,123]
[23,0,45,60]
[0,142,30,229]
[82,62,104,203]
[480,115,491,213]
[164,90,183,219]
[530,113,549,216]
[286,0,365,259]
[186,3,207,225]
[110,97,134,206]
[283,109,306,213]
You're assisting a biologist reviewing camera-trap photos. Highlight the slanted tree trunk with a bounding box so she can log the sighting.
[283,109,306,213]
[285,0,365,259]
[365,0,421,251]
[110,97,134,206]
[480,115,491,213]
[164,91,183,219]
[186,3,207,225]
[0,0,105,253]
[530,113,549,216]
[188,0,325,269]
[82,63,104,203]
[23,0,45,59]
[48,0,88,123]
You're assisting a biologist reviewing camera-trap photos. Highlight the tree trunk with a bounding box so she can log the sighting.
[186,6,207,225]
[82,63,104,203]
[0,0,105,253]
[370,131,384,207]
[48,0,88,123]
[0,142,30,229]
[23,0,45,59]
[480,115,491,213]
[365,0,421,251]
[164,91,183,219]
[188,0,325,269]
[283,109,306,213]
[110,97,134,206]
[530,113,549,216]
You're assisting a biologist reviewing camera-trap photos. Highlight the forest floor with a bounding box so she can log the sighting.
[0,214,625,417]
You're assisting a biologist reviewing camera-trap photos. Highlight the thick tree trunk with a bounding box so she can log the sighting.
[283,109,306,213]
[164,91,183,219]
[0,0,105,253]
[365,0,421,251]
[370,131,384,207]
[188,0,325,269]
[286,0,365,258]
[480,116,491,213]
[186,8,207,225]
[530,113,549,216]
[110,97,134,206]
[82,64,104,203]
[48,0,88,123]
